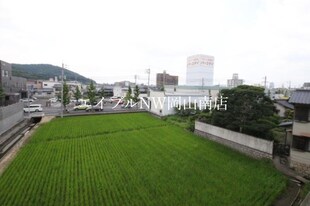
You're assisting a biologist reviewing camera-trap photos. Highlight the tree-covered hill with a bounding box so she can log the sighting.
[12,64,95,84]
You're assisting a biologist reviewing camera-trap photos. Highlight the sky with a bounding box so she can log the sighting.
[1,0,310,87]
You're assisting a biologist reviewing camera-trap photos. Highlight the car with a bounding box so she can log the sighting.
[23,104,43,113]
[20,98,34,103]
[107,97,123,103]
[49,97,58,103]
[86,105,103,112]
[121,103,132,108]
[73,105,89,111]
[31,96,38,100]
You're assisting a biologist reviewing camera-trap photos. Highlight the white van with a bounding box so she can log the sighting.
[23,104,43,113]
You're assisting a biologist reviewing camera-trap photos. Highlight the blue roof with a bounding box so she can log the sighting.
[289,89,310,105]
[276,100,294,109]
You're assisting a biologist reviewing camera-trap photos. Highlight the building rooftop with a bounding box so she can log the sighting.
[289,89,310,105]
[164,85,227,90]
[275,100,294,109]
[278,121,293,127]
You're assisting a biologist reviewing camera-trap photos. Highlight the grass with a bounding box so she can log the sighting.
[163,115,189,129]
[0,113,287,205]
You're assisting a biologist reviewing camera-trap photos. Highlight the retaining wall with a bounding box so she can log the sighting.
[195,121,274,159]
[0,102,24,135]
[290,149,310,178]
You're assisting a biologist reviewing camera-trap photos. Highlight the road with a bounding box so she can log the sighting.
[23,98,146,117]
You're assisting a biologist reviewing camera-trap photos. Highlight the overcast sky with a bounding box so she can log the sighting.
[1,0,309,87]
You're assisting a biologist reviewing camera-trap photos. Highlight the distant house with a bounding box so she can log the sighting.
[288,89,310,178]
[113,82,148,98]
[274,100,294,118]
[302,82,310,90]
[0,60,27,105]
[156,71,178,88]
[227,73,243,88]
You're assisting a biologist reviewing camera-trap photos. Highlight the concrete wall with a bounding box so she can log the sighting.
[293,121,310,138]
[290,149,310,178]
[0,102,24,135]
[195,121,274,159]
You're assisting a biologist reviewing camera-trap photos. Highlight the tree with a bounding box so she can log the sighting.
[98,86,105,99]
[62,81,70,110]
[284,109,294,121]
[124,85,132,103]
[211,85,278,140]
[73,86,82,103]
[0,86,5,106]
[87,81,97,106]
[132,85,140,103]
[174,103,198,117]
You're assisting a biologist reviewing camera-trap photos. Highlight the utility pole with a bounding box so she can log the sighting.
[147,68,150,91]
[264,76,267,89]
[146,68,151,111]
[27,86,30,116]
[163,70,166,88]
[134,75,137,85]
[146,68,150,95]
[61,63,64,118]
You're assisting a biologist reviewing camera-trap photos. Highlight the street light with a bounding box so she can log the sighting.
[61,63,65,118]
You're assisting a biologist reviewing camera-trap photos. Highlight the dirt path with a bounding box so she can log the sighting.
[273,180,300,206]
[0,116,55,175]
[272,156,307,206]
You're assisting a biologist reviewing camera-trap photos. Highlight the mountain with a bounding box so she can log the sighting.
[11,64,95,84]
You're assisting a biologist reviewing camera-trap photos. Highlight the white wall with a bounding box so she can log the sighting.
[113,86,122,97]
[195,121,274,155]
[293,121,310,138]
[42,81,59,89]
[149,90,213,116]
[291,149,310,165]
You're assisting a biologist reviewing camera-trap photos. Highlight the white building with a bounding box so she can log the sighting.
[227,73,243,88]
[113,85,128,97]
[149,85,225,116]
[186,54,214,86]
[42,81,59,89]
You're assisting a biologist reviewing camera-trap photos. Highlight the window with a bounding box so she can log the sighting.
[293,136,307,150]
[44,84,48,86]
[4,70,8,77]
[295,106,310,122]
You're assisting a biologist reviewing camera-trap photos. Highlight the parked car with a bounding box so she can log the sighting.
[49,97,58,103]
[23,104,43,113]
[73,105,89,111]
[20,98,34,103]
[86,105,103,112]
[121,104,132,108]
[106,97,123,103]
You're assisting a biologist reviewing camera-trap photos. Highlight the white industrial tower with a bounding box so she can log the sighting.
[186,54,214,86]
